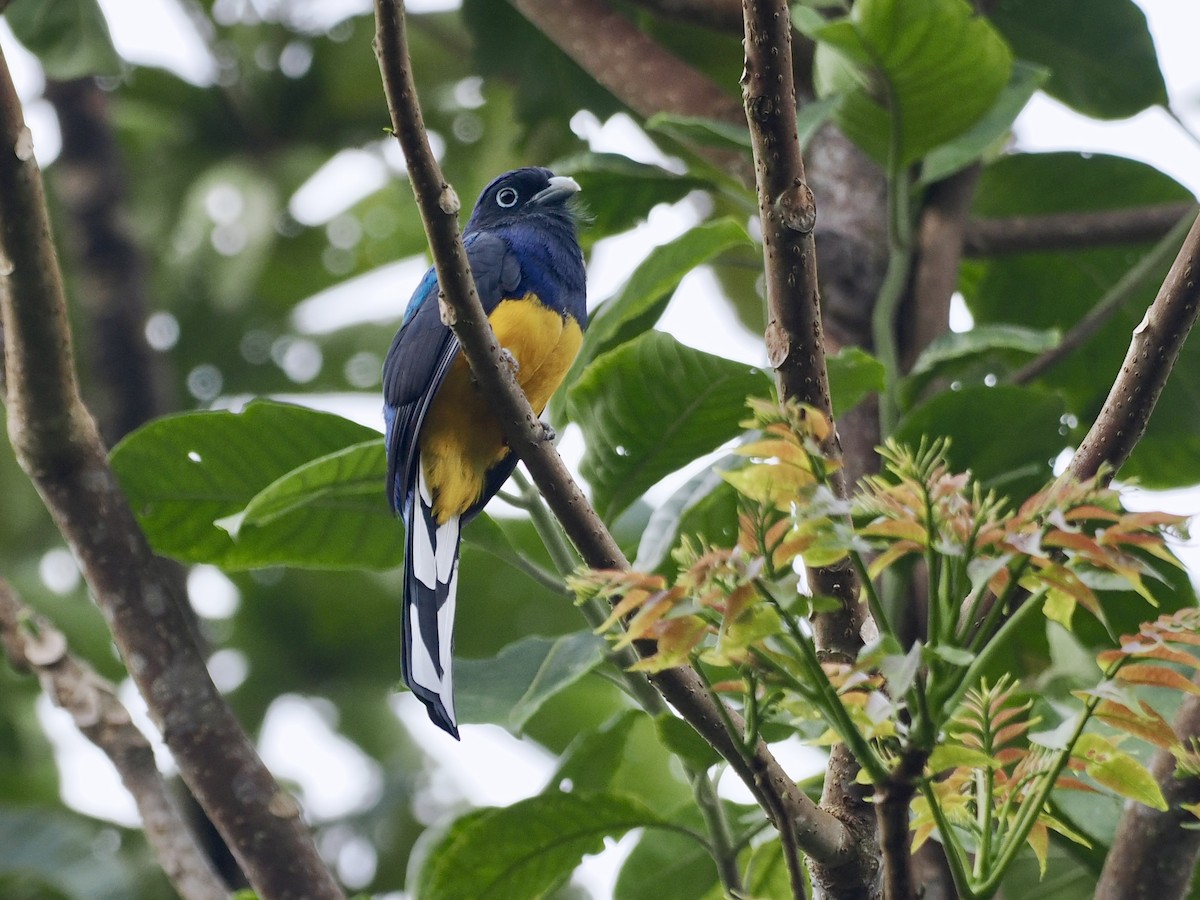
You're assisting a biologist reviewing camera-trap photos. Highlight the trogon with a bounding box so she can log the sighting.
[383,168,587,738]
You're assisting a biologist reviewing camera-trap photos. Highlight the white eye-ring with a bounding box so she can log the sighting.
[496,187,519,208]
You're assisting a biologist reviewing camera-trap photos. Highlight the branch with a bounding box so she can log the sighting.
[0,45,343,900]
[510,0,743,125]
[963,202,1196,257]
[373,0,854,870]
[1008,208,1197,387]
[741,1,879,896]
[1067,209,1200,481]
[0,580,228,900]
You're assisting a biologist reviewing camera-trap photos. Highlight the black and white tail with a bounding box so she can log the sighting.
[401,465,462,739]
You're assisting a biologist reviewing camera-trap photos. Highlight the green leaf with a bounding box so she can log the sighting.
[901,323,1061,405]
[811,0,1012,164]
[1074,733,1167,811]
[551,152,711,242]
[894,385,1066,500]
[568,331,771,521]
[557,218,754,420]
[455,632,607,732]
[644,113,752,151]
[0,808,144,900]
[966,153,1199,487]
[110,401,381,569]
[552,710,641,794]
[633,463,733,572]
[927,744,1000,773]
[6,0,120,79]
[920,60,1049,184]
[655,713,722,770]
[989,0,1167,119]
[614,803,718,900]
[827,346,885,416]
[416,791,665,900]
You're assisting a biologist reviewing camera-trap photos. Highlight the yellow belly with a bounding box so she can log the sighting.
[419,294,583,523]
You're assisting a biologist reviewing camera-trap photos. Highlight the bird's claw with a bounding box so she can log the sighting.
[500,347,520,373]
[537,420,557,443]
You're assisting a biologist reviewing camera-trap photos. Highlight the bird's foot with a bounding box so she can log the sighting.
[536,420,557,444]
[500,347,520,374]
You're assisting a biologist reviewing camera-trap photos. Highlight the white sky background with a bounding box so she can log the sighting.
[4,1,1200,897]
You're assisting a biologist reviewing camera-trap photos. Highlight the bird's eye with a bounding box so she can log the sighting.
[496,187,519,208]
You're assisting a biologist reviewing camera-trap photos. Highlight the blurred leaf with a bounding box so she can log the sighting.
[644,113,752,151]
[988,0,1167,119]
[634,463,732,572]
[614,803,718,900]
[1074,733,1167,811]
[110,401,379,568]
[920,60,1048,184]
[416,791,667,900]
[901,323,1060,404]
[654,713,722,770]
[552,152,710,240]
[569,331,771,521]
[6,0,120,78]
[827,346,885,416]
[558,217,754,420]
[966,153,1198,487]
[552,710,641,794]
[894,385,1065,499]
[456,632,607,732]
[808,0,1012,164]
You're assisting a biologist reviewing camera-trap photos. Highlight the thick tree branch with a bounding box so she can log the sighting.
[741,1,879,897]
[963,202,1196,257]
[1067,210,1200,482]
[374,0,853,870]
[510,0,743,125]
[0,45,343,900]
[0,579,228,900]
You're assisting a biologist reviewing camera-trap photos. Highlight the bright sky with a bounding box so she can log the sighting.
[3,1,1200,897]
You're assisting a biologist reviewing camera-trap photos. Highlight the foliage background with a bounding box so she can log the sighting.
[1,0,1200,897]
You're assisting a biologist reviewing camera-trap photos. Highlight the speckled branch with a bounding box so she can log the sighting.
[741,1,880,896]
[963,202,1197,257]
[0,579,228,900]
[374,0,853,868]
[0,45,342,900]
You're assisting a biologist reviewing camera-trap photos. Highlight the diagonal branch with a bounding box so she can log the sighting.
[1067,209,1200,482]
[0,579,228,900]
[0,44,343,900]
[373,0,853,869]
[741,0,880,896]
[625,0,745,33]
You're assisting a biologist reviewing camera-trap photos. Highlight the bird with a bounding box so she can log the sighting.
[382,168,587,739]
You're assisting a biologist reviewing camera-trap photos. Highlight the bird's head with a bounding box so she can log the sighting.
[464,167,582,235]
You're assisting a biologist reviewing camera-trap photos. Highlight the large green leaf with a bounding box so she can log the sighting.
[455,632,607,732]
[989,0,1167,119]
[415,791,666,900]
[6,0,120,79]
[894,385,1066,499]
[568,331,771,521]
[965,153,1199,487]
[551,710,642,794]
[827,346,886,416]
[615,802,719,900]
[557,217,755,421]
[110,401,380,568]
[806,0,1012,165]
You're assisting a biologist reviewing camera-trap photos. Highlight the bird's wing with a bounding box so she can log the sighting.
[382,232,521,517]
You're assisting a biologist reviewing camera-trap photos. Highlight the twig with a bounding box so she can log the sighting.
[741,1,879,895]
[0,580,228,900]
[962,202,1197,257]
[1008,208,1197,386]
[373,0,853,869]
[1067,209,1200,481]
[0,44,343,900]
[876,750,930,900]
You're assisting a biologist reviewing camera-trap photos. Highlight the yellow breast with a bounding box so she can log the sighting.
[418,293,583,523]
